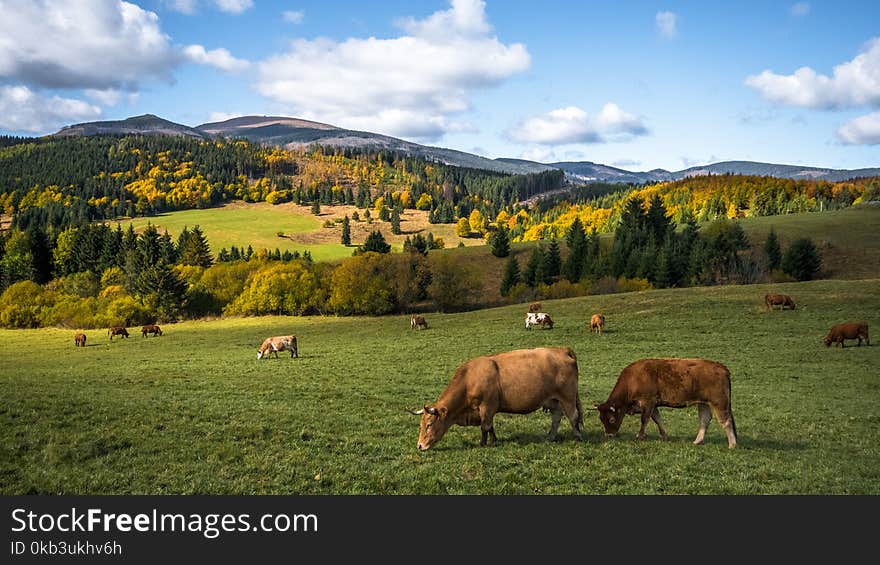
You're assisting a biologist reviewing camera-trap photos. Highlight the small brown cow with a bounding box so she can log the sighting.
[108,326,129,340]
[142,324,163,337]
[257,335,298,359]
[411,315,428,330]
[413,347,583,450]
[589,314,605,335]
[594,358,737,449]
[74,332,86,347]
[824,321,870,348]
[765,293,796,310]
[528,302,543,313]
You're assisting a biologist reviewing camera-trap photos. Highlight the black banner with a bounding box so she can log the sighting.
[0,495,872,562]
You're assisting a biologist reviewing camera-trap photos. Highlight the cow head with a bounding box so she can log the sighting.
[823,335,832,347]
[417,405,450,451]
[257,350,264,359]
[596,402,624,437]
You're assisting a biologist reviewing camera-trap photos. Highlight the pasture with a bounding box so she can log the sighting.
[1,279,878,494]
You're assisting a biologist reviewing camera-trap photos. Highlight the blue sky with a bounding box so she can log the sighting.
[1,0,878,171]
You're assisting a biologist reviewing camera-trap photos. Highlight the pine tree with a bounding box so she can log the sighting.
[489,225,510,257]
[341,215,351,245]
[360,230,391,254]
[500,255,520,296]
[542,239,561,284]
[390,208,401,234]
[764,228,782,271]
[524,247,543,288]
[781,238,822,281]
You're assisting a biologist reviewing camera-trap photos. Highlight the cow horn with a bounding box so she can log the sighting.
[425,406,439,416]
[406,408,424,415]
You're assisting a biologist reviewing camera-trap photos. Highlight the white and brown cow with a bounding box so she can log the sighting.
[525,312,554,329]
[257,335,298,359]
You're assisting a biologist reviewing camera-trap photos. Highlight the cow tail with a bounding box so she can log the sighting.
[727,374,738,439]
[575,394,584,430]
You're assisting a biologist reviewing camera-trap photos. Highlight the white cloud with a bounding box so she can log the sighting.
[214,0,253,14]
[790,2,811,17]
[837,112,880,145]
[745,37,880,109]
[282,10,304,24]
[0,85,101,133]
[183,45,250,72]
[0,0,178,91]
[655,11,678,39]
[255,0,530,141]
[519,147,558,163]
[507,104,648,145]
[167,0,252,15]
[83,88,138,106]
[207,111,246,123]
[612,159,642,169]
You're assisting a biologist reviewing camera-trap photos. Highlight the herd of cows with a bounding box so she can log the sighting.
[409,293,870,451]
[69,292,869,452]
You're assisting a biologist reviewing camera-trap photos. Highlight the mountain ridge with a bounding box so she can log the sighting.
[51,114,879,182]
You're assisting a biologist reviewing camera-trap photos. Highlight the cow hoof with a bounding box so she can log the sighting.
[636,434,647,441]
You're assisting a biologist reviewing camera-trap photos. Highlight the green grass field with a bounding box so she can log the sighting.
[2,279,878,494]
[125,203,350,262]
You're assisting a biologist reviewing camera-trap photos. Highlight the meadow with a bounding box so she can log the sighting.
[1,279,878,494]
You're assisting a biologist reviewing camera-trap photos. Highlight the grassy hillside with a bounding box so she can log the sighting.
[1,279,877,494]
[125,201,482,262]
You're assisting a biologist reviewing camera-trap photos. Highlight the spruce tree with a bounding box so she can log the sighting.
[489,225,510,258]
[781,238,822,281]
[764,228,782,271]
[524,247,543,288]
[341,215,351,245]
[311,200,321,215]
[179,225,212,267]
[500,255,520,296]
[542,239,561,284]
[360,230,391,254]
[390,208,401,234]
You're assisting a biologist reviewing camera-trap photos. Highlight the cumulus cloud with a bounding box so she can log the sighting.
[214,0,253,14]
[519,147,558,163]
[837,112,880,145]
[282,10,304,24]
[0,85,101,133]
[507,104,648,145]
[655,11,678,39]
[0,0,178,91]
[183,45,250,72]
[745,37,880,109]
[790,2,810,17]
[255,0,530,140]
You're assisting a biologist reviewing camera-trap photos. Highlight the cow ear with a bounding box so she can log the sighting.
[438,407,449,420]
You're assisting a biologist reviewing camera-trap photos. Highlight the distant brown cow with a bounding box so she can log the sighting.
[589,314,605,335]
[142,324,163,337]
[108,326,129,340]
[74,332,86,347]
[411,315,428,330]
[765,293,796,310]
[594,358,737,449]
[528,302,543,313]
[412,347,583,450]
[824,321,870,348]
[257,335,298,359]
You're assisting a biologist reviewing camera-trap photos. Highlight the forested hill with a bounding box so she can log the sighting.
[0,135,564,232]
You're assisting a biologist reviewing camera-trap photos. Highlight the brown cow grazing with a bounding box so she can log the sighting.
[528,302,543,313]
[411,315,428,330]
[589,314,605,335]
[765,293,796,310]
[74,332,86,347]
[257,335,298,359]
[141,324,163,337]
[594,358,737,449]
[413,347,583,450]
[824,321,870,348]
[108,326,129,340]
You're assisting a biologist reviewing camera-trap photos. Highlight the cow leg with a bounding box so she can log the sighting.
[651,408,669,440]
[479,405,497,447]
[637,405,652,440]
[711,404,738,449]
[547,403,564,441]
[694,403,712,445]
[561,398,583,441]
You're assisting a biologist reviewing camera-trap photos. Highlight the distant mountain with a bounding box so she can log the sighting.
[52,114,877,181]
[54,114,207,139]
[506,158,879,184]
